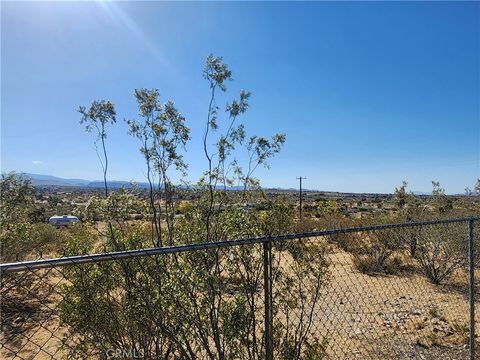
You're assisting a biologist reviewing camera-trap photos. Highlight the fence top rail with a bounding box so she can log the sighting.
[1,216,478,273]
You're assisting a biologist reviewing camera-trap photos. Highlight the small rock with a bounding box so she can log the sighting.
[417,337,433,348]
[410,308,422,316]
[432,324,443,333]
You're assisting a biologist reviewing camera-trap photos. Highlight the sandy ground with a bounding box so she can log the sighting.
[306,249,475,359]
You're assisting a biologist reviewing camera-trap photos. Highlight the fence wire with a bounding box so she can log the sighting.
[1,218,478,359]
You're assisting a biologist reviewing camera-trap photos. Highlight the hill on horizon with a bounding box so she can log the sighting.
[1,172,449,196]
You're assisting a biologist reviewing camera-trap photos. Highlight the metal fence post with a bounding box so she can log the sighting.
[468,219,475,360]
[263,239,273,360]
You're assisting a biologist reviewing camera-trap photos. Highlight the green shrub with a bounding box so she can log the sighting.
[59,202,330,359]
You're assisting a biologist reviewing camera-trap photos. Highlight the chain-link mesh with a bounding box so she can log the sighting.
[1,218,478,359]
[271,221,476,359]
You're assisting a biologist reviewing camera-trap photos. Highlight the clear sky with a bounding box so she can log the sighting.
[1,1,479,194]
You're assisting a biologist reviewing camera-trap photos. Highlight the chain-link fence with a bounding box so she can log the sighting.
[1,217,478,359]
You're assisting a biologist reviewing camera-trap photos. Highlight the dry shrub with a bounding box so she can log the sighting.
[416,224,467,285]
[353,254,403,275]
[351,229,403,275]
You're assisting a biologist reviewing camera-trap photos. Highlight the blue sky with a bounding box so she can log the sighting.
[1,1,478,194]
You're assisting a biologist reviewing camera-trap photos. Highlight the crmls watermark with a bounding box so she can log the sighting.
[105,348,145,358]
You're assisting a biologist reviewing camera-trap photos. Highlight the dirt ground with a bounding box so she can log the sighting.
[309,249,476,359]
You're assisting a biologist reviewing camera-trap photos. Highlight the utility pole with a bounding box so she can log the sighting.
[296,176,306,224]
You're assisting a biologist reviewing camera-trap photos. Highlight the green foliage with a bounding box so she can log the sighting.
[261,200,295,236]
[59,203,329,359]
[1,172,57,261]
[353,253,403,275]
[199,54,286,197]
[204,54,232,92]
[316,199,341,218]
[175,201,195,215]
[394,181,408,209]
[127,88,190,246]
[58,54,320,359]
[394,181,425,221]
[78,100,116,197]
[431,181,453,214]
[1,172,35,226]
[457,179,480,214]
[78,188,147,222]
[78,100,116,141]
[128,88,190,177]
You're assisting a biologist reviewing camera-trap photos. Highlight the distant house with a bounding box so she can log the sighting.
[242,202,256,210]
[48,215,79,227]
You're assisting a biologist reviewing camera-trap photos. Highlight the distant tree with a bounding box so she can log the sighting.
[78,100,116,197]
[463,179,480,214]
[430,181,453,214]
[431,181,443,196]
[474,179,480,209]
[393,181,425,256]
[456,186,476,214]
[316,199,340,218]
[394,181,408,209]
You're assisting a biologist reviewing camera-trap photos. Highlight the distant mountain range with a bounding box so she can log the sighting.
[18,173,246,190]
[10,172,455,195]
[20,173,143,188]
[15,173,338,192]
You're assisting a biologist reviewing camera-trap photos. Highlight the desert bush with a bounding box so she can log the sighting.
[1,172,37,262]
[261,200,295,236]
[353,253,403,275]
[59,204,330,359]
[57,54,329,359]
[352,229,403,275]
[431,181,453,214]
[175,201,194,215]
[0,172,68,262]
[415,223,467,284]
[0,174,98,347]
[274,238,330,359]
[353,254,380,274]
